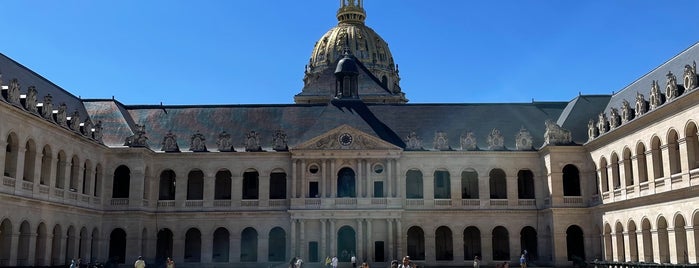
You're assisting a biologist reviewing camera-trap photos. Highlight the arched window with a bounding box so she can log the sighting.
[641,219,654,262]
[651,136,664,179]
[3,133,18,178]
[407,226,425,260]
[489,169,507,199]
[668,130,681,175]
[614,222,625,262]
[610,153,620,190]
[434,170,451,199]
[108,228,126,264]
[69,155,80,190]
[461,170,479,199]
[337,168,356,198]
[23,140,37,182]
[40,145,52,185]
[406,169,423,199]
[187,170,204,200]
[241,227,258,262]
[94,164,103,197]
[636,143,648,183]
[55,151,67,189]
[562,165,581,196]
[268,227,286,262]
[435,226,453,260]
[520,226,538,261]
[112,165,130,198]
[156,229,173,261]
[82,160,92,195]
[212,227,230,262]
[517,169,535,199]
[158,170,176,200]
[492,226,510,260]
[686,122,699,170]
[599,158,609,192]
[184,228,202,262]
[463,226,481,261]
[603,224,613,261]
[566,225,585,261]
[215,170,232,200]
[622,148,634,186]
[270,171,287,199]
[243,170,259,200]
[674,215,688,264]
[337,226,357,262]
[17,221,30,264]
[628,221,638,262]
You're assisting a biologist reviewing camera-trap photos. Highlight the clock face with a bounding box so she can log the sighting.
[339,133,353,146]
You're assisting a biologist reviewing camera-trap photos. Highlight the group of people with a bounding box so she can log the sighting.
[474,249,529,268]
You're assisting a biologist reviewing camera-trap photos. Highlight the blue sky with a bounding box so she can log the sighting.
[2,0,698,105]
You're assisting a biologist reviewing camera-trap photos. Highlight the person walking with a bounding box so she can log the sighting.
[351,254,356,268]
[398,256,414,268]
[520,254,527,268]
[473,255,481,268]
[134,256,146,268]
[166,257,175,268]
[331,256,338,268]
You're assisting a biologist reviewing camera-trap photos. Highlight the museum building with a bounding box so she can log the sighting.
[1,0,699,267]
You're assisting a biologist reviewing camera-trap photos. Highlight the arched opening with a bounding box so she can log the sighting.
[65,226,77,264]
[435,226,453,260]
[184,228,201,262]
[599,158,609,192]
[628,221,638,262]
[214,170,232,200]
[563,165,581,196]
[406,169,423,199]
[79,227,88,261]
[269,171,287,199]
[35,223,48,266]
[603,224,612,261]
[611,153,621,190]
[686,122,699,170]
[517,169,535,199]
[463,226,481,261]
[641,218,654,262]
[407,226,425,260]
[112,165,130,198]
[69,155,80,190]
[492,226,510,260]
[623,148,634,187]
[40,145,52,185]
[489,169,507,199]
[82,161,92,194]
[674,215,688,264]
[566,225,585,261]
[337,168,356,198]
[651,136,664,179]
[268,227,286,262]
[159,170,176,200]
[212,227,230,262]
[434,170,451,199]
[520,226,538,261]
[91,228,99,263]
[108,228,126,264]
[461,169,479,199]
[56,151,66,189]
[23,140,36,182]
[4,133,18,178]
[337,225,356,261]
[17,221,30,265]
[241,227,258,262]
[614,222,625,261]
[186,170,204,200]
[242,170,259,199]
[657,217,670,263]
[51,225,62,265]
[668,130,682,174]
[636,143,649,183]
[156,229,174,263]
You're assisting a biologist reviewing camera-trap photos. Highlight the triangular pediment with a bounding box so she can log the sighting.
[292,124,402,151]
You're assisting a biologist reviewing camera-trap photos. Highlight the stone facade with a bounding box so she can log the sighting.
[0,1,698,268]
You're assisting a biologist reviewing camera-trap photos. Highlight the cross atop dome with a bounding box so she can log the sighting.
[337,0,366,24]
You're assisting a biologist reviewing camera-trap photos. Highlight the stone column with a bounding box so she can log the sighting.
[8,231,19,266]
[32,151,43,191]
[330,220,336,257]
[291,160,297,198]
[290,219,297,257]
[230,229,240,262]
[645,150,657,191]
[481,233,492,263]
[685,227,696,263]
[27,232,37,266]
[0,139,7,180]
[321,219,327,258]
[366,219,373,262]
[331,161,337,198]
[622,231,631,262]
[321,161,327,198]
[172,232,185,264]
[300,160,307,198]
[15,147,26,188]
[651,230,660,264]
[365,160,371,198]
[232,173,242,207]
[631,155,642,186]
[357,219,363,260]
[259,172,270,206]
[660,144,671,179]
[395,162,401,199]
[259,232,269,263]
[203,173,215,207]
[386,160,393,198]
[387,219,394,261]
[678,138,691,181]
[450,168,460,205]
[396,219,403,260]
[300,220,306,260]
[667,227,678,264]
[424,173,435,203]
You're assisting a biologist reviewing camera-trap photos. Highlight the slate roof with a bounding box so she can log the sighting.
[603,42,699,114]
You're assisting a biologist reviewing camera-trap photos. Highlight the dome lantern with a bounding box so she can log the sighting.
[337,0,366,24]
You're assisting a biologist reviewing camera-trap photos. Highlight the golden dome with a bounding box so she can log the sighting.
[296,0,406,104]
